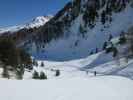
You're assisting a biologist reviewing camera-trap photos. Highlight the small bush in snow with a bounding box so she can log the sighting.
[106,44,118,57]
[118,33,127,45]
[32,71,39,79]
[95,48,98,53]
[33,59,38,67]
[102,41,108,50]
[40,71,47,80]
[90,51,94,55]
[55,70,60,77]
[108,34,113,41]
[2,66,9,79]
[41,62,44,67]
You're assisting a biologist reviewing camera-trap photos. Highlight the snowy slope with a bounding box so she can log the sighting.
[20,50,133,80]
[0,0,133,81]
[0,16,52,34]
[0,76,133,100]
[31,1,133,61]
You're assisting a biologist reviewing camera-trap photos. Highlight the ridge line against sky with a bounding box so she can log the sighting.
[0,0,70,27]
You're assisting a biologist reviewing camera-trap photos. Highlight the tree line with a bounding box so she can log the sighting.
[0,37,32,79]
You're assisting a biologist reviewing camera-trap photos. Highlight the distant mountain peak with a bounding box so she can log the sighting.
[26,16,53,28]
[0,16,52,34]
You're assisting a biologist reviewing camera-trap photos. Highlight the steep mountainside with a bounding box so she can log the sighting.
[0,16,52,46]
[25,0,133,61]
[0,0,133,61]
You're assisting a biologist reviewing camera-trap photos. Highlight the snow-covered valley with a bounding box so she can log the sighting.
[1,52,133,100]
[0,0,133,100]
[22,51,133,80]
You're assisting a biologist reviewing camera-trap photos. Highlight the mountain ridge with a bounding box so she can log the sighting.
[29,0,133,61]
[0,16,52,34]
[0,0,133,61]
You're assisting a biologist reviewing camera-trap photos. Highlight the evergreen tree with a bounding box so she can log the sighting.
[119,32,127,44]
[33,59,38,67]
[16,66,24,79]
[95,48,98,53]
[55,70,60,77]
[83,10,89,27]
[79,24,86,35]
[33,59,36,65]
[19,48,32,70]
[108,34,113,41]
[2,66,9,79]
[105,42,114,53]
[41,62,44,67]
[83,7,98,27]
[112,47,118,57]
[105,42,118,57]
[103,41,107,50]
[0,37,18,68]
[40,71,47,79]
[0,37,33,79]
[101,10,106,24]
[126,26,133,58]
[32,71,39,79]
[106,6,112,15]
[74,40,79,47]
[90,51,94,55]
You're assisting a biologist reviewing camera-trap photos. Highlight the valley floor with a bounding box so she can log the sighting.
[23,52,133,80]
[0,52,133,100]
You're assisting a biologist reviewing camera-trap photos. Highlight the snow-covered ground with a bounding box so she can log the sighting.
[0,1,133,100]
[1,52,133,100]
[1,50,133,100]
[0,76,133,100]
[22,50,133,80]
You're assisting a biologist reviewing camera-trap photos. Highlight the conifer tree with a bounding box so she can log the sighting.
[41,62,44,67]
[119,32,127,44]
[95,48,98,53]
[2,66,9,79]
[103,41,107,50]
[32,71,39,79]
[101,10,106,24]
[55,70,60,77]
[40,71,47,79]
[108,34,113,41]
